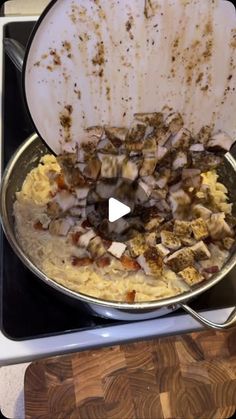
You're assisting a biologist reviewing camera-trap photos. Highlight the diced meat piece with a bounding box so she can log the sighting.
[122,159,139,180]
[96,257,111,268]
[127,122,146,142]
[180,237,197,246]
[156,243,170,257]
[165,248,194,272]
[191,151,222,171]
[171,128,191,149]
[97,137,117,154]
[88,236,106,258]
[125,141,144,152]
[156,145,168,161]
[75,186,89,201]
[54,190,77,212]
[174,220,192,237]
[128,234,148,257]
[223,237,235,250]
[191,218,208,240]
[83,158,101,180]
[160,230,181,250]
[142,137,157,156]
[78,229,96,248]
[72,256,93,267]
[192,204,212,220]
[105,126,128,147]
[137,247,163,275]
[200,243,229,271]
[207,131,234,152]
[156,170,170,189]
[136,180,152,203]
[47,201,62,217]
[178,266,204,286]
[145,231,157,246]
[49,217,74,236]
[172,151,188,170]
[145,217,163,232]
[151,188,168,200]
[57,153,86,187]
[165,112,184,135]
[100,155,119,178]
[134,112,163,127]
[189,143,204,152]
[120,255,141,271]
[169,189,191,218]
[196,125,212,146]
[126,290,136,303]
[108,242,127,258]
[154,126,171,146]
[140,157,157,176]
[208,213,234,240]
[191,241,211,260]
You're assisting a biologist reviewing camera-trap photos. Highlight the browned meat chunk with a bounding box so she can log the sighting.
[165,112,184,135]
[171,128,191,149]
[196,125,212,146]
[172,151,188,171]
[140,157,157,176]
[160,230,181,250]
[178,266,204,286]
[128,234,148,257]
[223,237,235,250]
[120,255,141,271]
[174,220,192,237]
[134,112,163,127]
[208,213,234,240]
[83,158,101,180]
[105,126,128,147]
[166,248,194,272]
[191,218,209,240]
[191,241,211,260]
[126,122,146,142]
[88,236,106,258]
[137,247,163,275]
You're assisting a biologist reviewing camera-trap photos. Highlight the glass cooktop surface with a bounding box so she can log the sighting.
[1,21,236,341]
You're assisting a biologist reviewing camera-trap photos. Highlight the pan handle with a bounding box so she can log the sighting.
[180,303,236,330]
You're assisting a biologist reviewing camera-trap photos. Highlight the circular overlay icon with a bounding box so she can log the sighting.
[86,177,150,242]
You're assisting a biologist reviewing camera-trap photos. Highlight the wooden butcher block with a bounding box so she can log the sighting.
[25,329,236,419]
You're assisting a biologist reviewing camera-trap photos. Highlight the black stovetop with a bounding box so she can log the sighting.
[0,21,236,341]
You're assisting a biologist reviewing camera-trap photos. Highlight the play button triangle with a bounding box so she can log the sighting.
[108,198,131,223]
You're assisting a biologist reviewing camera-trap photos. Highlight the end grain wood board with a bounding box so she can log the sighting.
[25,329,236,419]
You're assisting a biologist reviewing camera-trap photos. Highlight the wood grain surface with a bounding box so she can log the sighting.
[25,329,236,419]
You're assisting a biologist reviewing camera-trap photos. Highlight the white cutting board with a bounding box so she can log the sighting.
[24,0,236,154]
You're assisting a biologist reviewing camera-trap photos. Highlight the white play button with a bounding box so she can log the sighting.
[108,198,131,222]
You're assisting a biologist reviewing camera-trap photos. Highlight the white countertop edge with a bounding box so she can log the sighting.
[0,307,233,366]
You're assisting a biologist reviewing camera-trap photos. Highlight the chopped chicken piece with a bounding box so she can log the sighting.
[192,204,212,220]
[171,128,191,149]
[143,137,157,155]
[136,180,152,203]
[105,126,128,147]
[207,131,234,152]
[156,171,170,189]
[57,153,86,187]
[88,236,106,258]
[108,242,127,258]
[125,141,144,152]
[172,151,188,171]
[178,266,204,286]
[54,190,77,212]
[156,145,168,161]
[154,126,170,146]
[49,217,74,236]
[83,158,101,180]
[160,230,181,250]
[47,201,62,217]
[165,112,184,135]
[191,218,209,240]
[191,152,222,172]
[223,237,235,250]
[174,220,192,237]
[180,237,197,246]
[120,255,141,271]
[145,231,157,246]
[97,137,117,154]
[128,234,148,257]
[169,189,191,218]
[126,290,136,303]
[145,217,163,232]
[75,186,89,201]
[189,144,204,152]
[191,241,211,260]
[134,112,163,127]
[140,157,157,176]
[208,213,234,240]
[127,122,146,142]
[122,159,139,180]
[156,243,170,257]
[137,247,163,275]
[78,229,96,248]
[100,155,119,178]
[166,248,194,272]
[196,125,212,146]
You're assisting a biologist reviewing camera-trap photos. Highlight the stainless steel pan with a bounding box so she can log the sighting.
[1,134,236,328]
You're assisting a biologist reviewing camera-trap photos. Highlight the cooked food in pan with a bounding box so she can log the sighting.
[13,110,236,303]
